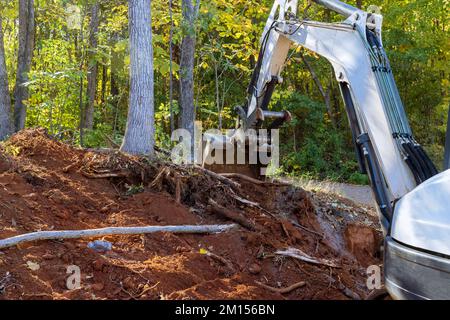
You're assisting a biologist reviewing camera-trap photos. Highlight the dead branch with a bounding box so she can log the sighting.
[275,247,340,268]
[0,224,237,249]
[81,170,129,179]
[195,166,240,189]
[220,173,266,185]
[204,250,235,273]
[291,221,324,238]
[149,167,170,189]
[62,159,82,173]
[322,274,362,300]
[220,173,290,187]
[208,199,256,231]
[255,280,306,294]
[230,193,259,207]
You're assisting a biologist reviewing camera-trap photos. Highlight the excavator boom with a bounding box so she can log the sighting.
[204,0,450,300]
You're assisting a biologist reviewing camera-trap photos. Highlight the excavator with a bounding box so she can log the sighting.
[203,0,450,299]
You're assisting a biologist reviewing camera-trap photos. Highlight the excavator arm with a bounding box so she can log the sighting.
[231,0,450,300]
[239,0,438,229]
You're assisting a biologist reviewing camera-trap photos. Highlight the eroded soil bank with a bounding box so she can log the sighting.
[0,129,382,300]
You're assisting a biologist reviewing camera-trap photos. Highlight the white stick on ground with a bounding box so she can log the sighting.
[275,247,341,268]
[0,224,237,249]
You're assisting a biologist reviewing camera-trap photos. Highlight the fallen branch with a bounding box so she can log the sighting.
[81,170,129,179]
[220,173,266,185]
[323,274,361,300]
[220,173,290,187]
[208,199,256,231]
[291,220,324,238]
[62,159,82,173]
[0,224,237,249]
[255,280,306,294]
[195,166,240,189]
[204,250,235,273]
[149,167,170,189]
[230,193,260,207]
[275,247,340,268]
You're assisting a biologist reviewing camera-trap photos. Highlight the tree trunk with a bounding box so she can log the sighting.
[169,0,175,132]
[13,0,35,132]
[179,0,200,157]
[110,33,120,98]
[83,2,100,130]
[0,18,12,140]
[101,64,107,105]
[120,0,154,155]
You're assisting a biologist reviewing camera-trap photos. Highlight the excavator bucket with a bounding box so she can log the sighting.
[201,130,271,180]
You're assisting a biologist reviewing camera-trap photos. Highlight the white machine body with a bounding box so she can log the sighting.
[392,169,450,257]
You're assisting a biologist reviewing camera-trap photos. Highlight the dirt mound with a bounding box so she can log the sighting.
[0,129,381,300]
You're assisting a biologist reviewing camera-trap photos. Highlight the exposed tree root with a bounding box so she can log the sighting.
[220,173,290,187]
[275,247,341,268]
[203,250,235,273]
[195,166,241,189]
[208,199,256,231]
[255,280,306,294]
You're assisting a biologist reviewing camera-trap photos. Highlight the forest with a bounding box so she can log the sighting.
[0,0,448,183]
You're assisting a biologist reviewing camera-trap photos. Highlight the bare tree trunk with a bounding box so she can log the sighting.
[120,0,154,156]
[83,2,100,130]
[0,18,12,140]
[179,0,200,157]
[169,0,175,132]
[110,33,120,98]
[214,61,222,130]
[13,0,35,132]
[77,8,87,146]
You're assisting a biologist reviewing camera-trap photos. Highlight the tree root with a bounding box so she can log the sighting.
[275,247,341,268]
[203,250,235,273]
[220,173,290,187]
[195,166,240,189]
[255,280,306,294]
[208,199,256,231]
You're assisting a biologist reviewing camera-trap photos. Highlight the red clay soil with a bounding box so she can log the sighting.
[0,129,382,300]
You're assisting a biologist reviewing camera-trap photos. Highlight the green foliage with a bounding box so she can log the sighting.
[275,91,365,182]
[1,0,447,184]
[125,183,144,196]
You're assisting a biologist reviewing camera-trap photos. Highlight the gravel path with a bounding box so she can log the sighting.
[281,177,376,208]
